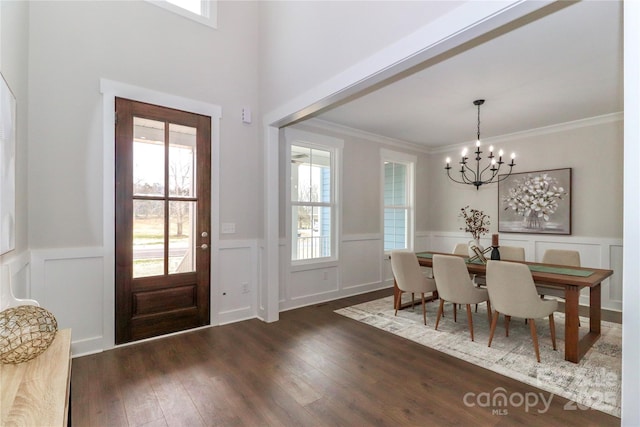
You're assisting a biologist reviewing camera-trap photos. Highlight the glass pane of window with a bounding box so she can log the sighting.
[169,201,196,274]
[133,200,165,278]
[169,124,196,197]
[384,208,407,251]
[293,206,331,260]
[134,118,165,197]
[291,146,331,203]
[384,162,407,206]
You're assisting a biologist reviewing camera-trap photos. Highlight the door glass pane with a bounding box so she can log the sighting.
[169,124,196,197]
[133,200,165,278]
[133,118,165,197]
[169,200,196,274]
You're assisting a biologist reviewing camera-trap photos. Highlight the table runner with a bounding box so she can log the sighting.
[415,252,593,277]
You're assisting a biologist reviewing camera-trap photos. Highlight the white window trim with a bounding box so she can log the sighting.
[145,0,218,29]
[285,128,343,267]
[381,148,416,253]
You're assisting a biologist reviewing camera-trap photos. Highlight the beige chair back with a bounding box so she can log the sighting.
[390,251,436,294]
[432,254,481,303]
[499,246,525,261]
[452,243,468,255]
[542,249,580,267]
[486,260,557,319]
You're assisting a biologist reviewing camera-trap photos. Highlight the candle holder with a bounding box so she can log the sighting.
[444,100,516,190]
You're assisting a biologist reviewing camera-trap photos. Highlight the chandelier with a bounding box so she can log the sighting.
[445,99,516,190]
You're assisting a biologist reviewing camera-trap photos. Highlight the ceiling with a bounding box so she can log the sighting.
[312,0,623,150]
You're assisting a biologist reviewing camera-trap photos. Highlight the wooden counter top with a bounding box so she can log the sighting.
[1,328,72,426]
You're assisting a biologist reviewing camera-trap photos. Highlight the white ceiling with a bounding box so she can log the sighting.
[313,0,623,149]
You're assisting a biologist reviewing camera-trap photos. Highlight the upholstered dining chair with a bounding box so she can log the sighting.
[486,260,558,363]
[452,243,468,255]
[542,249,581,266]
[538,248,581,301]
[432,254,492,341]
[390,251,438,325]
[498,246,525,261]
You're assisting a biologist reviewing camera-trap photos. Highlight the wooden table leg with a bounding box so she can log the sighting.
[590,283,602,334]
[564,283,602,363]
[564,285,581,363]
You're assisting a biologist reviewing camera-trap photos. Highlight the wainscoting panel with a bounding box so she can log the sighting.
[341,235,382,289]
[608,244,623,310]
[30,247,104,356]
[0,250,30,301]
[218,240,258,325]
[289,266,339,300]
[279,234,390,312]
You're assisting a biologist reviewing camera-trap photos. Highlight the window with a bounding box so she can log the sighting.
[382,150,415,252]
[146,0,218,29]
[286,129,342,264]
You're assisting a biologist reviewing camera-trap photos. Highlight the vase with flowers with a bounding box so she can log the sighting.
[459,206,491,257]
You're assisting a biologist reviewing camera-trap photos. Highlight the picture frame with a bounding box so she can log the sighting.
[498,168,571,235]
[0,72,16,255]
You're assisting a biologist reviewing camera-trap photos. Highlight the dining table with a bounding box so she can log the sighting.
[396,251,614,364]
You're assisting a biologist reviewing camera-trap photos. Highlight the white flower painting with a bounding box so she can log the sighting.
[498,168,571,234]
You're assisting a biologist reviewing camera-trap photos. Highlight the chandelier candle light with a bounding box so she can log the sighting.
[445,99,516,190]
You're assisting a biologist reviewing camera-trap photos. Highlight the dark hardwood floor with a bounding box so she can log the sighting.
[71,289,620,426]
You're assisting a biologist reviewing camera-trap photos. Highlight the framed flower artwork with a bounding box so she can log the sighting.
[498,168,571,235]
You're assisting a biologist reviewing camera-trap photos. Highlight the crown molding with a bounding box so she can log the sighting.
[429,111,623,154]
[303,112,622,156]
[302,118,432,154]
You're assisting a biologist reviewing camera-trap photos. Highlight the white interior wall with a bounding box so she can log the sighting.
[21,0,262,353]
[428,116,623,239]
[257,1,463,114]
[27,1,262,248]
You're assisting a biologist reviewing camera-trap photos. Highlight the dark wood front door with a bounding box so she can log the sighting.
[115,97,211,344]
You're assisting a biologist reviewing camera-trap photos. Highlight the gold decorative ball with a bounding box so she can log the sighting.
[0,305,58,364]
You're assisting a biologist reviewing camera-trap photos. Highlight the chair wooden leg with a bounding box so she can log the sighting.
[411,293,415,310]
[435,299,445,330]
[453,303,457,323]
[466,304,474,341]
[486,300,492,325]
[395,291,402,316]
[421,293,426,325]
[488,310,500,347]
[549,314,557,351]
[505,315,511,337]
[529,318,541,363]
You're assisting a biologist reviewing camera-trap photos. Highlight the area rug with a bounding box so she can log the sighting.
[335,296,621,417]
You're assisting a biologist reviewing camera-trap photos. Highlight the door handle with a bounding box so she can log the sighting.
[201,244,208,250]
